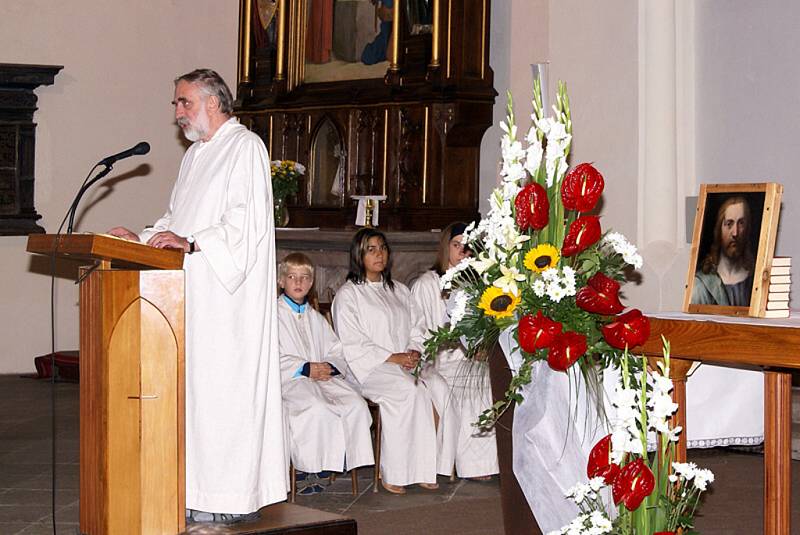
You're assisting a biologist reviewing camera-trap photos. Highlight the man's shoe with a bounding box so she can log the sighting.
[186,508,261,525]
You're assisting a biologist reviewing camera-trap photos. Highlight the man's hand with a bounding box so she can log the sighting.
[107,227,140,242]
[309,362,335,381]
[147,231,190,252]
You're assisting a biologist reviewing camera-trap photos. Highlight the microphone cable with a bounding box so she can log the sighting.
[47,162,102,535]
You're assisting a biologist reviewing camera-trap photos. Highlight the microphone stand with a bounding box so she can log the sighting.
[66,163,114,234]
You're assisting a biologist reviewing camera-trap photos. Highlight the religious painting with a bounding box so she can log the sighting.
[254,0,279,49]
[304,0,396,83]
[683,183,783,318]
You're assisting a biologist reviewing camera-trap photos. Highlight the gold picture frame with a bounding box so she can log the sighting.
[240,0,409,91]
[683,182,783,317]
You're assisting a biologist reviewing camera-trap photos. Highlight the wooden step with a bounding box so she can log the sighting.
[182,503,356,535]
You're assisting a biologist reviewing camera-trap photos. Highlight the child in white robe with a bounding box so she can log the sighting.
[277,253,374,488]
[332,228,457,494]
[411,222,499,480]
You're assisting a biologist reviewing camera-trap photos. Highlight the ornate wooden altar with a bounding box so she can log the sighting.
[234,0,495,230]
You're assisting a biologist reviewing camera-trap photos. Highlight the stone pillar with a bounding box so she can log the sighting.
[637,1,695,249]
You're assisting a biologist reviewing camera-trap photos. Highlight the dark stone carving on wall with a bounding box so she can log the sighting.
[0,63,62,236]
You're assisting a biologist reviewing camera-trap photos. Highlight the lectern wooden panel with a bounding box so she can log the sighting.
[27,235,185,535]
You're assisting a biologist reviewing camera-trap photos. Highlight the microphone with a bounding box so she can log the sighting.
[98,141,150,167]
[66,142,150,234]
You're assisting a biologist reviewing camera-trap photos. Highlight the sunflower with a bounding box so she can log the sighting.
[524,244,560,273]
[478,287,521,318]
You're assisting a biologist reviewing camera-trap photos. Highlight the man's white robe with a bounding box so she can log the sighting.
[412,270,499,478]
[140,118,287,514]
[277,298,374,473]
[332,279,455,485]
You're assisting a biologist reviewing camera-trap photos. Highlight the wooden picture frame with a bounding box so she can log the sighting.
[683,183,783,317]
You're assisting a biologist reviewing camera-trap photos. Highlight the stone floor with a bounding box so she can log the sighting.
[2,375,800,534]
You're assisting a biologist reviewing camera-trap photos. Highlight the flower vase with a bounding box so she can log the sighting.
[274,198,289,228]
[487,344,542,535]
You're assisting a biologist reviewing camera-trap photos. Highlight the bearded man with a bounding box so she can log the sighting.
[691,195,755,306]
[109,69,287,523]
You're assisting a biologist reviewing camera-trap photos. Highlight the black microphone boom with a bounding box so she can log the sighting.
[98,141,150,167]
[66,141,150,234]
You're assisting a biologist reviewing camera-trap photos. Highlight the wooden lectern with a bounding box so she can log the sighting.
[28,234,186,535]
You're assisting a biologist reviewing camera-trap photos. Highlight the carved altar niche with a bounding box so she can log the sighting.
[235,0,495,231]
[0,63,62,235]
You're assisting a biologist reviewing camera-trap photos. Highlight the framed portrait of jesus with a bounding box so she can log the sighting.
[683,182,783,318]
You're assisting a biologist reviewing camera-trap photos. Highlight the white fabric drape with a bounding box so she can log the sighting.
[140,118,287,514]
[500,329,615,533]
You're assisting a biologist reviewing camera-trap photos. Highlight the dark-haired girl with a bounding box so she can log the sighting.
[332,228,448,494]
[411,223,499,481]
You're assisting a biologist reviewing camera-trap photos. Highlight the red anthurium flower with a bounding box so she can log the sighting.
[561,216,601,257]
[561,162,605,213]
[612,458,655,511]
[546,331,587,371]
[587,434,621,485]
[576,272,625,315]
[519,311,563,353]
[515,182,550,231]
[602,309,651,350]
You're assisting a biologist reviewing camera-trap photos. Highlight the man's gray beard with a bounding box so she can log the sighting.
[177,117,208,142]
[182,126,203,142]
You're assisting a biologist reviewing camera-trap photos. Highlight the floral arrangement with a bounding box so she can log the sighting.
[423,78,649,427]
[271,160,305,202]
[548,343,714,535]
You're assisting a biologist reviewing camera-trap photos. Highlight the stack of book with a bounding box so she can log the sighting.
[765,257,791,318]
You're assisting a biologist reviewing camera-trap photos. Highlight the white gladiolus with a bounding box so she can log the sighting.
[439,258,471,290]
[449,291,469,332]
[525,142,544,177]
[609,386,643,463]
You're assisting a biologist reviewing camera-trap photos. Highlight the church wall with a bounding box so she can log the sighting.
[696,0,800,308]
[0,1,238,372]
[482,0,639,237]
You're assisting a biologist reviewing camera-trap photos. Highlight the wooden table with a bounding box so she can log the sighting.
[641,313,799,535]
